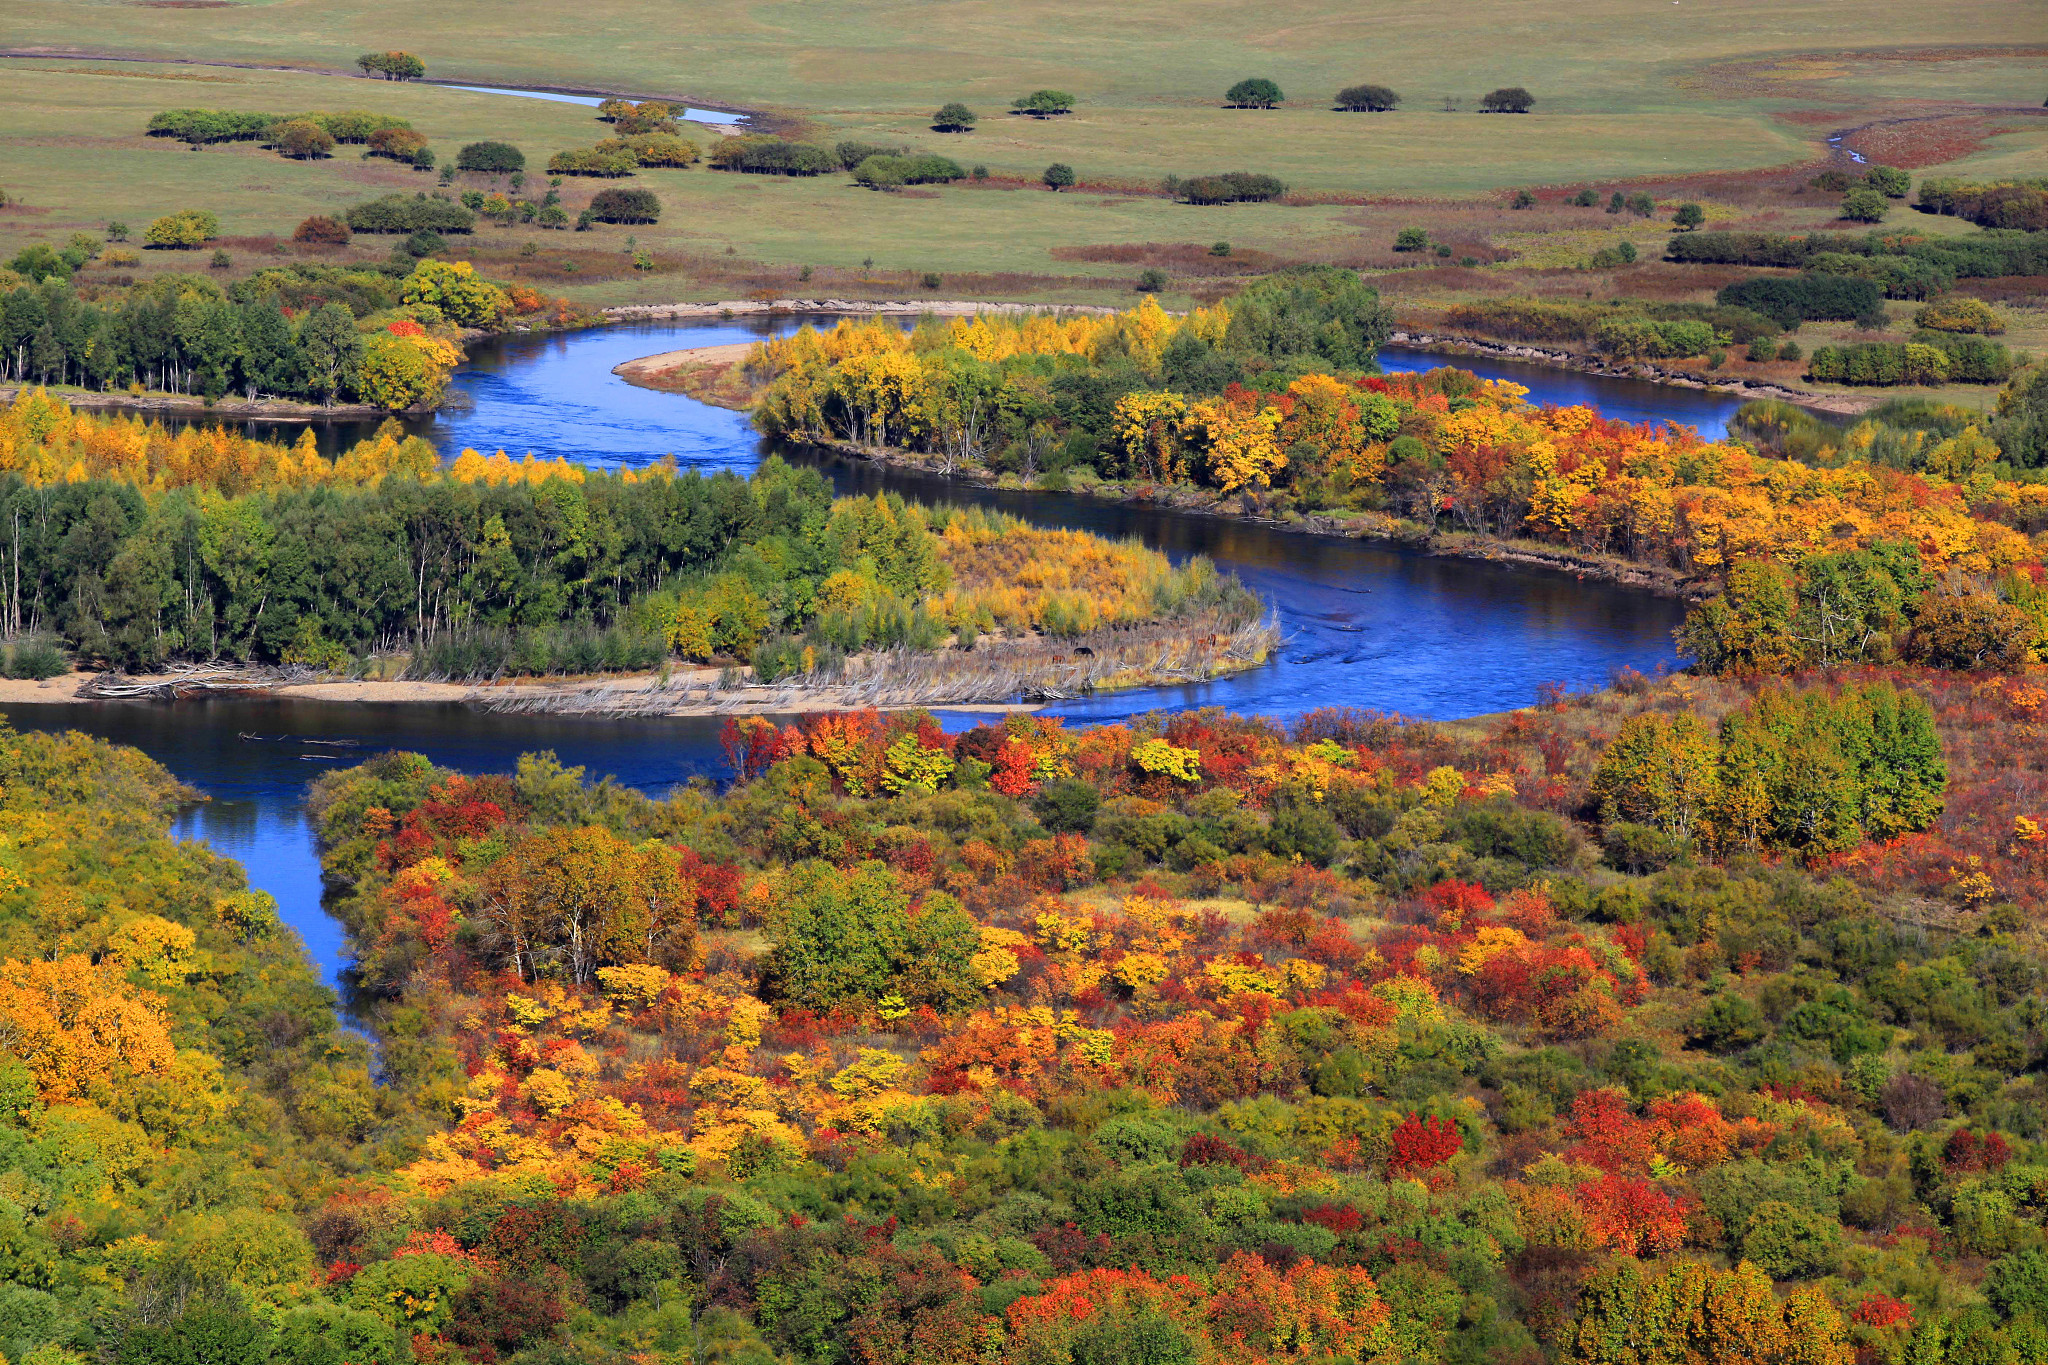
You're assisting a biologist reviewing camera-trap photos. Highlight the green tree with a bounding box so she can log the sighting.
[1335,84,1400,111]
[1225,78,1284,108]
[932,102,977,132]
[1840,187,1888,223]
[1864,164,1910,198]
[1676,559,1799,674]
[1043,162,1076,191]
[297,303,363,405]
[1741,1201,1842,1279]
[144,210,220,249]
[1394,227,1429,251]
[1013,90,1076,117]
[764,860,979,1011]
[272,119,335,160]
[1590,712,1718,840]
[1478,87,1534,113]
[1672,202,1705,231]
[456,140,525,172]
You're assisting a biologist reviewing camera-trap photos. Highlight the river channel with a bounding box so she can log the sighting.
[1,317,1725,996]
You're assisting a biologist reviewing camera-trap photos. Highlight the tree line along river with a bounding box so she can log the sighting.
[1,316,1718,998]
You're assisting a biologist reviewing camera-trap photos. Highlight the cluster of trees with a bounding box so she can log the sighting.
[343,191,477,234]
[1677,545,2044,676]
[0,259,534,406]
[1809,334,2016,387]
[746,284,2048,577]
[1336,83,1402,110]
[1590,679,1945,857]
[1203,82,1525,111]
[1168,170,1287,204]
[456,140,525,173]
[597,98,686,135]
[1011,89,1075,116]
[1916,176,2048,230]
[146,107,418,162]
[355,49,426,79]
[211,640,2043,1365]
[1716,273,1884,327]
[1669,225,2048,284]
[14,601,2048,1365]
[707,135,841,176]
[1445,297,1783,351]
[0,403,1230,672]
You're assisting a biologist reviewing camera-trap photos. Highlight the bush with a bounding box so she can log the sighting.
[1777,339,1801,361]
[1864,164,1910,198]
[402,229,446,258]
[1043,163,1076,191]
[1137,268,1169,292]
[1225,78,1284,108]
[1394,227,1429,252]
[1478,86,1534,113]
[1012,90,1075,117]
[1746,335,1777,362]
[1908,593,2033,669]
[1910,331,2015,383]
[588,187,662,223]
[932,102,977,132]
[1572,188,1600,206]
[1176,171,1285,204]
[854,155,910,191]
[1589,241,1638,268]
[1915,176,2048,230]
[1335,83,1400,111]
[457,141,525,173]
[1716,273,1883,326]
[1840,187,1889,222]
[1512,189,1535,209]
[1672,202,1704,230]
[1,637,68,681]
[292,215,351,246]
[1810,169,1855,192]
[272,118,336,159]
[1625,192,1655,217]
[344,194,476,234]
[1443,297,1604,342]
[1742,1202,1842,1279]
[1914,296,2004,334]
[302,110,412,143]
[144,209,220,249]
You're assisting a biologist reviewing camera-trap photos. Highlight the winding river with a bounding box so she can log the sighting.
[1,317,1731,996]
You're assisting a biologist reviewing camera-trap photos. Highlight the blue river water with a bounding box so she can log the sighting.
[1,317,1724,995]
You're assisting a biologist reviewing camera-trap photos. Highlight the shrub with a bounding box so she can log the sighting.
[1625,192,1655,217]
[457,141,525,173]
[1043,163,1076,191]
[1840,188,1888,222]
[402,230,446,258]
[1225,78,1284,108]
[1572,188,1600,206]
[1864,164,1910,197]
[1914,296,2004,334]
[1334,83,1400,111]
[932,102,977,132]
[1177,171,1285,204]
[588,187,662,223]
[1589,241,1638,268]
[292,215,352,246]
[1478,86,1534,113]
[1915,176,2048,230]
[1138,268,1169,292]
[1672,202,1704,230]
[1810,169,1855,192]
[1013,90,1075,117]
[1910,331,2015,383]
[1512,189,1535,209]
[1,637,67,681]
[854,155,911,191]
[1443,297,1605,342]
[343,194,476,234]
[1393,227,1429,252]
[1777,339,1801,361]
[1746,335,1777,362]
[271,118,336,159]
[144,209,220,249]
[1742,1202,1842,1279]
